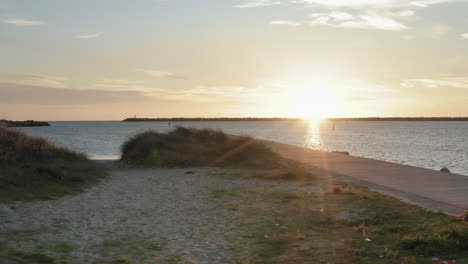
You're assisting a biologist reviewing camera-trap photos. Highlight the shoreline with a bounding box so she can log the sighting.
[122,117,468,122]
[0,120,51,127]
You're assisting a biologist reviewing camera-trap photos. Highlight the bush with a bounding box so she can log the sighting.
[0,126,106,202]
[0,125,82,161]
[121,127,283,168]
[399,225,468,255]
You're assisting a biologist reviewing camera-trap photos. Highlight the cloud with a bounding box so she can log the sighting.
[401,77,468,89]
[76,32,103,39]
[294,0,463,8]
[1,73,68,88]
[141,70,182,79]
[398,10,415,16]
[309,12,407,31]
[460,33,468,39]
[0,82,154,105]
[95,78,164,92]
[3,17,46,26]
[180,85,268,103]
[429,24,450,38]
[399,24,450,40]
[281,0,463,32]
[235,0,280,8]
[270,20,301,26]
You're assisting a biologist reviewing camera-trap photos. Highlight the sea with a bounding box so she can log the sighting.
[15,120,468,176]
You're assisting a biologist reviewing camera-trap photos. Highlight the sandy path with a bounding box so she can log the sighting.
[0,166,242,263]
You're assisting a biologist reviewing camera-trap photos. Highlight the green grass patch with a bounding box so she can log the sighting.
[221,176,468,264]
[0,126,107,202]
[0,242,64,264]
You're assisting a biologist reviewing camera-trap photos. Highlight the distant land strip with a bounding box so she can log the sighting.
[123,117,468,122]
[0,120,51,127]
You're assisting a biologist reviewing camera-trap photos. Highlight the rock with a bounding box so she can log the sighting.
[440,167,451,173]
[0,205,14,215]
[185,170,195,174]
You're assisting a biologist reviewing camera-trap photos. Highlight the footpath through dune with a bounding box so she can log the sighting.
[0,165,245,263]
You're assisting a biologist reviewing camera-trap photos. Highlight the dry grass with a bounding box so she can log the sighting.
[220,173,468,264]
[0,126,106,202]
[120,127,284,168]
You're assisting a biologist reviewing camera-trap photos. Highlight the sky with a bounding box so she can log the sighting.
[1,0,468,120]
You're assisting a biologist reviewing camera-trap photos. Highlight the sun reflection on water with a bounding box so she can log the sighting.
[303,119,325,149]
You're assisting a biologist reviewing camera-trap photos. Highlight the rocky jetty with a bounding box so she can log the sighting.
[0,119,51,127]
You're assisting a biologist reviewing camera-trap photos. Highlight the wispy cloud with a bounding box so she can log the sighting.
[294,0,463,8]
[0,82,154,105]
[269,0,463,32]
[401,77,468,89]
[3,17,47,26]
[398,10,415,16]
[270,20,301,26]
[95,78,164,92]
[309,12,407,31]
[235,0,280,8]
[76,32,103,39]
[460,33,468,39]
[429,24,450,39]
[141,70,182,79]
[1,73,68,88]
[399,24,450,40]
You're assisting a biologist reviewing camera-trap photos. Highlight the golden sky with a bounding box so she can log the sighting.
[1,0,468,120]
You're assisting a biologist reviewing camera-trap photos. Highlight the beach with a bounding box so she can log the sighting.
[2,139,468,263]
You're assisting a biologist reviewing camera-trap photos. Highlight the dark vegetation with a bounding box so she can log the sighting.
[123,117,468,122]
[0,119,51,127]
[123,117,302,122]
[0,125,106,202]
[121,127,284,168]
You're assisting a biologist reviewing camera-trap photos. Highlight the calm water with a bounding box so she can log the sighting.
[16,121,468,176]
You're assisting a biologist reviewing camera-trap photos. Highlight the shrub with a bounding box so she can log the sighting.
[462,211,468,223]
[0,126,106,202]
[0,125,82,161]
[399,225,468,255]
[120,127,283,168]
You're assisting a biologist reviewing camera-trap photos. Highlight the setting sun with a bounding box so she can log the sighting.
[287,84,339,119]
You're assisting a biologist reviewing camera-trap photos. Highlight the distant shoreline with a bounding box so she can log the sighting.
[122,117,468,122]
[0,120,51,127]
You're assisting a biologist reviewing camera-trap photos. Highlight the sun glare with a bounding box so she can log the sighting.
[288,84,339,119]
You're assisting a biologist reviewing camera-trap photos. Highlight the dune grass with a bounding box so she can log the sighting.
[0,125,106,202]
[121,127,284,168]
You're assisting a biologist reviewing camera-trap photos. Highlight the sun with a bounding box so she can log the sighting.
[287,84,339,119]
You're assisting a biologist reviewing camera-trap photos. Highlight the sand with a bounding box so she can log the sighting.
[0,166,246,263]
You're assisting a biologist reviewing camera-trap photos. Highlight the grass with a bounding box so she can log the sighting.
[0,242,64,264]
[120,127,285,168]
[0,125,107,202]
[215,169,468,264]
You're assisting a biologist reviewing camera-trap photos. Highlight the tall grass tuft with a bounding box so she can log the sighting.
[0,126,106,202]
[121,127,283,168]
